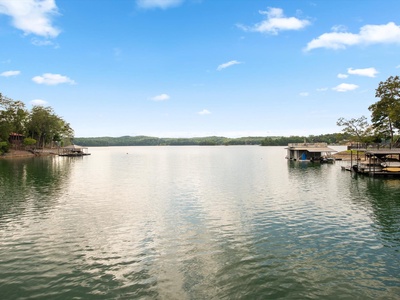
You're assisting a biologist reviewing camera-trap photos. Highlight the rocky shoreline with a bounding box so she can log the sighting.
[0,149,56,159]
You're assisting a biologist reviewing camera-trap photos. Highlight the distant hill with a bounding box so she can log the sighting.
[73,133,349,147]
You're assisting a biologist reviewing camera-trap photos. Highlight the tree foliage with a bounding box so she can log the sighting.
[368,75,400,145]
[0,93,74,149]
[0,93,29,141]
[336,116,373,143]
[26,106,74,147]
[72,134,349,147]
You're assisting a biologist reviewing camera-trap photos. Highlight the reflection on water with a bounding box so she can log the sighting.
[0,147,399,299]
[0,157,72,220]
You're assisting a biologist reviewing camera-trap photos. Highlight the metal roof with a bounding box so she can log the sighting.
[62,144,87,149]
[286,146,336,152]
[365,149,400,156]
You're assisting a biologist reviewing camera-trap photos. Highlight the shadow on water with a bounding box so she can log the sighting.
[361,177,400,249]
[286,160,328,188]
[287,160,323,172]
[0,156,72,220]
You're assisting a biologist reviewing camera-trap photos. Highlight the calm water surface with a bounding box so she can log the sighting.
[0,146,399,299]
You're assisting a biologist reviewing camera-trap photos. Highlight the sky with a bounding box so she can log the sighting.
[0,0,400,138]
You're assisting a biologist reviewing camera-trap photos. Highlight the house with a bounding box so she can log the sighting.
[286,142,336,161]
[8,133,24,149]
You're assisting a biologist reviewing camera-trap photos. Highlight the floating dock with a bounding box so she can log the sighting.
[349,149,400,177]
[285,143,336,162]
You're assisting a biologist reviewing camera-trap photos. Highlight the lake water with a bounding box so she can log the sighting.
[0,146,399,299]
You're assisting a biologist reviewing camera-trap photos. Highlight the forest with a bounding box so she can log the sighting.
[0,93,73,154]
[73,133,350,147]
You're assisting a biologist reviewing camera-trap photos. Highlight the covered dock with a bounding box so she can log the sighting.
[59,144,90,157]
[286,143,336,162]
[353,149,400,177]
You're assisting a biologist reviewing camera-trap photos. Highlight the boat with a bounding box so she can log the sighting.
[381,161,400,168]
[382,167,400,172]
[350,149,400,177]
[320,156,335,163]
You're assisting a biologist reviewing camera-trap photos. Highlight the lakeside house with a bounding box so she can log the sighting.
[286,142,336,161]
[8,133,24,149]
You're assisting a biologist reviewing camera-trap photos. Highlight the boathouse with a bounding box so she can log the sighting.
[352,149,400,177]
[286,143,336,161]
[59,144,90,156]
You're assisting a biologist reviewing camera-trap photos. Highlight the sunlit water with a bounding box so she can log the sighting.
[0,146,399,299]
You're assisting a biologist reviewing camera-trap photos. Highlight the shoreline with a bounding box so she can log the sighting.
[333,150,366,161]
[0,149,56,159]
[2,149,361,161]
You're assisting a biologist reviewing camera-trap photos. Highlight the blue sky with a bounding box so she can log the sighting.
[1,0,400,138]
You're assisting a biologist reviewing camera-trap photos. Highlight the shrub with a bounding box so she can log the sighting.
[23,137,37,147]
[0,141,9,154]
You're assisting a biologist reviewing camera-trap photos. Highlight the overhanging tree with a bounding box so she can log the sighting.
[369,75,400,146]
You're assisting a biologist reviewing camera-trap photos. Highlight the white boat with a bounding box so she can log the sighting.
[381,161,400,168]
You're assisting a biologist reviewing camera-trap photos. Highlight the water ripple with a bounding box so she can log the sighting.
[0,147,399,299]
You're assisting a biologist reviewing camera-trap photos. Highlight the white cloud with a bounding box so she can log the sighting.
[305,22,400,51]
[136,0,183,9]
[238,7,310,35]
[348,67,378,78]
[337,73,348,79]
[31,37,58,47]
[32,73,76,85]
[198,109,211,115]
[217,60,242,71]
[151,93,170,101]
[396,65,400,69]
[30,99,47,106]
[316,87,328,92]
[332,83,359,92]
[299,92,309,97]
[0,70,20,77]
[0,0,60,38]
[331,24,347,32]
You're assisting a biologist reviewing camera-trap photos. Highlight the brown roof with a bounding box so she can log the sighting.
[9,133,24,137]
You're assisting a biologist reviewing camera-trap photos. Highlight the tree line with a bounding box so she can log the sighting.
[73,136,267,146]
[0,93,73,154]
[336,75,400,147]
[73,133,351,147]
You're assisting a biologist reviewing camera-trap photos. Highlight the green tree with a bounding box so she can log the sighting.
[0,141,9,154]
[23,137,37,147]
[26,106,74,148]
[336,116,372,143]
[369,75,400,146]
[0,93,28,141]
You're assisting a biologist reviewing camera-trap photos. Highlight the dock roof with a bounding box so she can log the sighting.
[62,144,87,150]
[286,143,336,152]
[365,149,400,156]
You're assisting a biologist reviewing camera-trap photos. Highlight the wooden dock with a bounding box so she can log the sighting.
[349,149,400,177]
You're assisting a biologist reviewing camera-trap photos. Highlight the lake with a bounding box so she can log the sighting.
[0,146,399,299]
